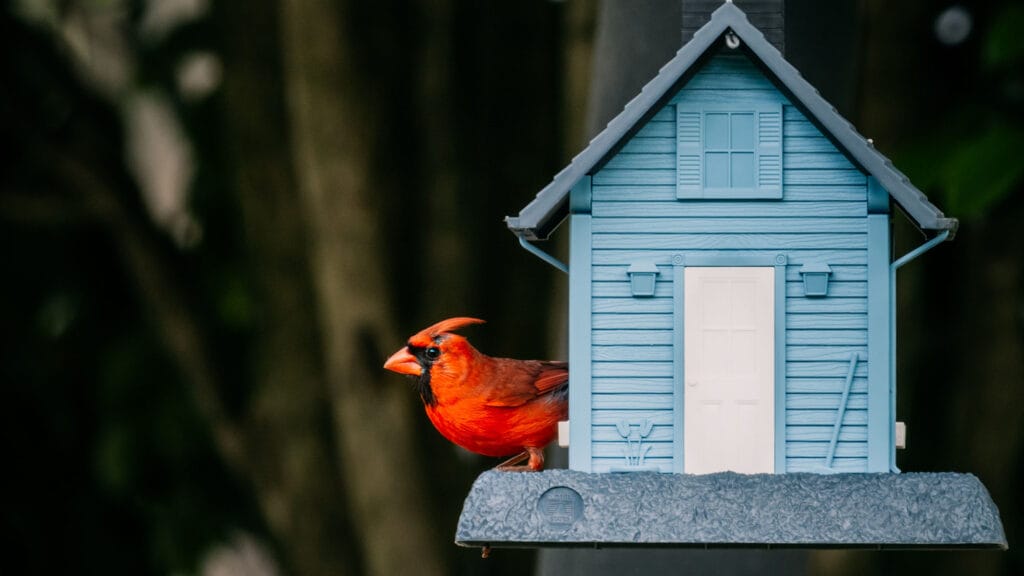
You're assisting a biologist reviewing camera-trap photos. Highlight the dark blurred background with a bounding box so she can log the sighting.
[1,1,1020,575]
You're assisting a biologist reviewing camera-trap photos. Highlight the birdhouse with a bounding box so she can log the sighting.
[458,1,1005,551]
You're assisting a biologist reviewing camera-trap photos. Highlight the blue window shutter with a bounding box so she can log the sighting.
[676,105,702,199]
[757,105,783,198]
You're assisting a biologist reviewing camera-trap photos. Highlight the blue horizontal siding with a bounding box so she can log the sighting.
[592,249,868,266]
[592,233,866,250]
[787,281,867,298]
[788,377,867,394]
[620,137,675,154]
[788,425,867,442]
[592,185,865,203]
[787,299,867,314]
[785,137,842,153]
[786,442,868,458]
[787,330,869,346]
[592,362,674,378]
[593,393,674,410]
[788,345,869,361]
[784,118,827,138]
[593,298,672,314]
[593,281,673,299]
[593,345,673,362]
[592,314,673,330]
[591,409,675,425]
[592,330,673,346]
[593,202,866,218]
[593,441,674,459]
[593,425,674,442]
[635,121,675,138]
[592,457,673,473]
[603,153,675,170]
[787,315,868,330]
[787,458,867,473]
[592,377,674,394]
[675,89,788,106]
[787,394,867,410]
[785,265,866,282]
[787,362,868,378]
[787,409,867,426]
[591,263,867,281]
[591,216,868,233]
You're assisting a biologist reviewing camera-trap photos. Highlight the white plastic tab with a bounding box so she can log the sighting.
[895,421,907,449]
[558,420,570,447]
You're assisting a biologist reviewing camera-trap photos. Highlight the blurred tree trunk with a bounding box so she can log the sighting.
[218,1,366,575]
[276,1,444,576]
[221,1,569,574]
[216,0,444,574]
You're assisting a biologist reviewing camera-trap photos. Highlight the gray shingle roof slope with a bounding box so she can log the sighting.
[506,2,958,241]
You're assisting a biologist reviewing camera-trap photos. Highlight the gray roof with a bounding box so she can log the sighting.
[506,2,958,241]
[456,469,1006,548]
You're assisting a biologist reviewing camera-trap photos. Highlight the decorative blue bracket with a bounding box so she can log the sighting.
[518,237,569,274]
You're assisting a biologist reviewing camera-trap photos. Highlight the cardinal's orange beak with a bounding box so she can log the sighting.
[384,348,422,376]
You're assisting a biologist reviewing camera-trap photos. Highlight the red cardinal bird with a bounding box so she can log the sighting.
[383,317,568,471]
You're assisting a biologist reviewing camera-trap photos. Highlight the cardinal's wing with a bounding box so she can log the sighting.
[482,360,568,408]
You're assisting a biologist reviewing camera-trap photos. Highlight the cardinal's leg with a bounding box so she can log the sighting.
[495,447,545,472]
[495,451,529,470]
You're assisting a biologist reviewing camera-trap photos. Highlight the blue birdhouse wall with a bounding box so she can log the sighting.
[506,2,958,478]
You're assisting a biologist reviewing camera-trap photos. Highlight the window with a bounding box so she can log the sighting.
[676,104,782,199]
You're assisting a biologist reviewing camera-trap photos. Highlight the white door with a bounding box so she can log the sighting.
[684,267,774,473]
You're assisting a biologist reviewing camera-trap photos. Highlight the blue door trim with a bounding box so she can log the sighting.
[671,252,788,473]
[672,256,686,473]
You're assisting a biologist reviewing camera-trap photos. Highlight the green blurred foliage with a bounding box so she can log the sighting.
[898,3,1024,219]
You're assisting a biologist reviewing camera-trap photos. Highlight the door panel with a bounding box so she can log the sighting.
[684,267,774,473]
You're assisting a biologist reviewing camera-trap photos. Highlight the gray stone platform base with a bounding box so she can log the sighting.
[456,470,1006,550]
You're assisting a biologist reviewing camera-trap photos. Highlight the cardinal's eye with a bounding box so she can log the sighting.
[425,346,441,360]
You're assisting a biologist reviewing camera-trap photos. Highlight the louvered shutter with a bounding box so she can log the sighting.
[676,105,703,199]
[757,104,783,198]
